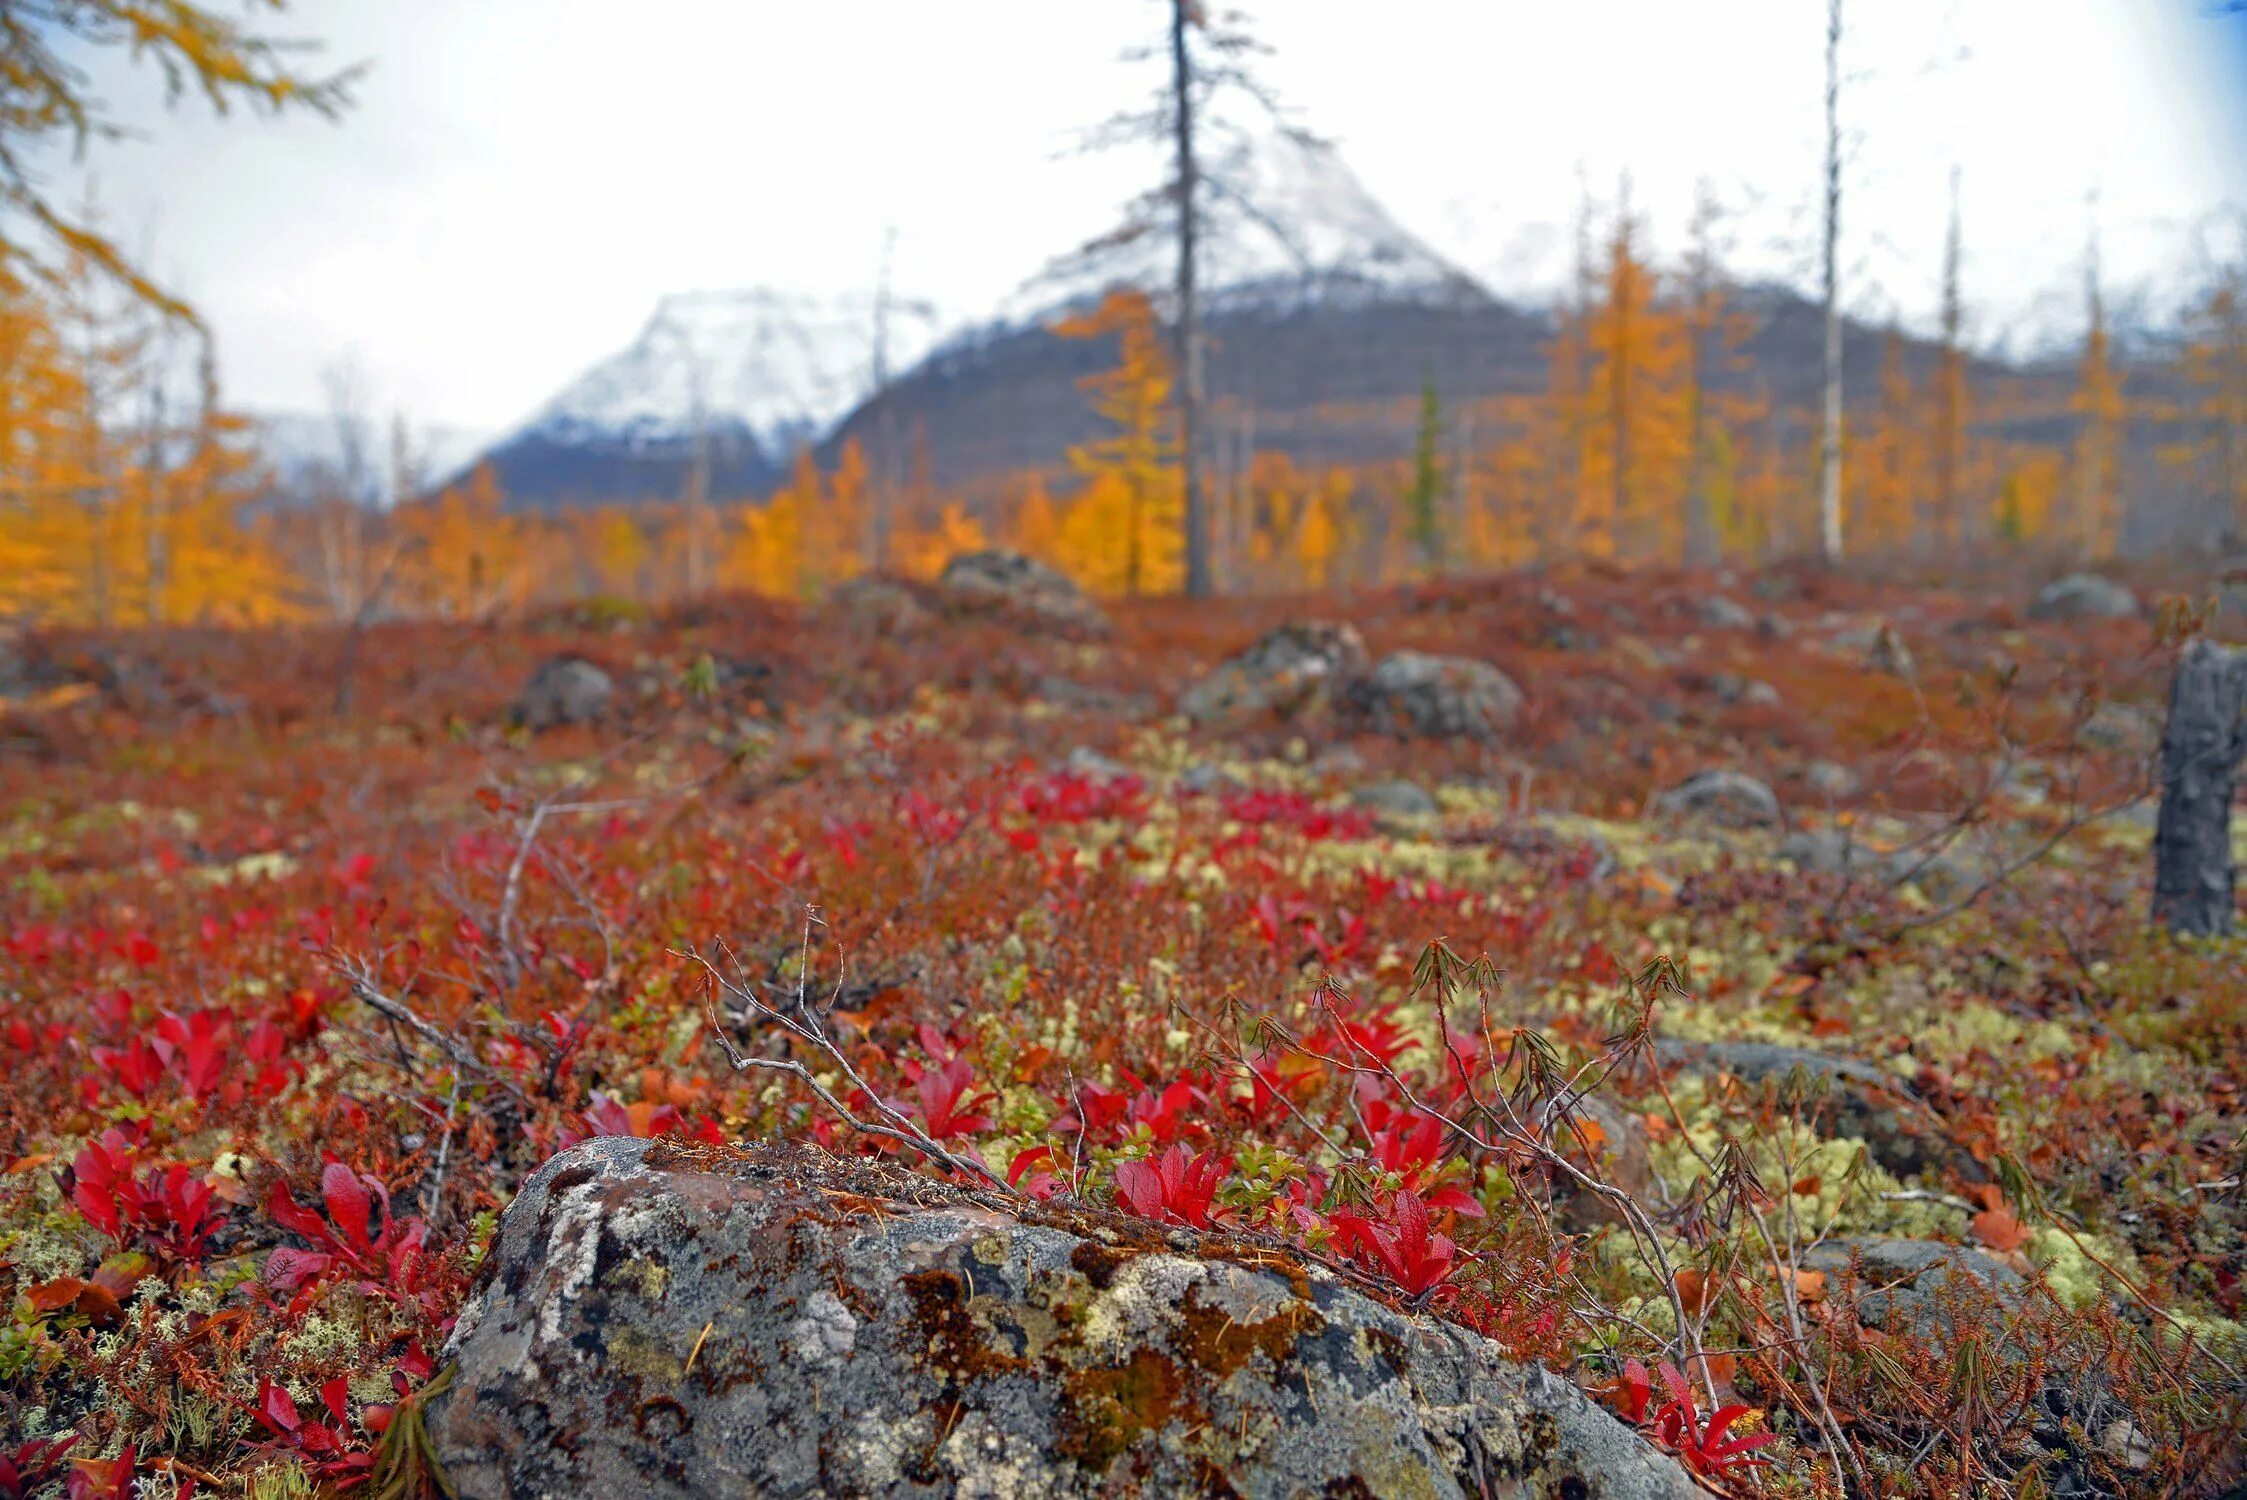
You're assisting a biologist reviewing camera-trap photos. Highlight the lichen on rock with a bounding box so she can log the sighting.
[427,1136,1698,1499]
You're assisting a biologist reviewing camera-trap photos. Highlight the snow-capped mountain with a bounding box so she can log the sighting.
[995,126,1488,330]
[465,131,1490,507]
[515,288,942,464]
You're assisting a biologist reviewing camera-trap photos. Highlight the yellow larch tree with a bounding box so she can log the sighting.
[1053,288,1182,596]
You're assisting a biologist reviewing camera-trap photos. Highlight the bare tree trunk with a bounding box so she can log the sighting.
[1935,167,1965,557]
[870,226,899,575]
[2153,640,2247,937]
[1171,0,1211,598]
[1816,0,1844,565]
[1684,180,1719,569]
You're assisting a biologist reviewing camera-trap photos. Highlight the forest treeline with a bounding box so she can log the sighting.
[2,203,2243,627]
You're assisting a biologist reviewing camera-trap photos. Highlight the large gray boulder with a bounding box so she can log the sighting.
[1346,651,1524,741]
[2028,574,2140,622]
[937,551,1109,638]
[513,656,614,730]
[428,1137,1697,1500]
[1179,622,1368,723]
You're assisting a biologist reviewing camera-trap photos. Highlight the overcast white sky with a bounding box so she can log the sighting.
[52,0,2247,434]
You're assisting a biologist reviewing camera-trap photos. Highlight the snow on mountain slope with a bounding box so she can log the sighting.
[501,288,943,467]
[995,126,1489,330]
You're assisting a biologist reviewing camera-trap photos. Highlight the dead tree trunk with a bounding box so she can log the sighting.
[2153,640,2247,937]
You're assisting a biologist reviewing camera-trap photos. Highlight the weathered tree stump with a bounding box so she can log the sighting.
[2152,640,2247,937]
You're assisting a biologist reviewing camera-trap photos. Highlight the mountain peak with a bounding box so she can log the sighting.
[516,285,943,463]
[1000,128,1487,328]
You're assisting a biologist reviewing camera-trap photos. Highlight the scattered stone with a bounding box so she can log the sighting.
[1650,770,1780,828]
[1749,573,1805,604]
[1039,677,1153,719]
[1544,624,1603,653]
[1657,1041,1984,1183]
[826,576,930,636]
[1179,622,1368,724]
[1755,613,1794,642]
[2153,640,2247,938]
[429,1137,1699,1500]
[2077,701,2157,757]
[1064,746,1133,782]
[512,656,613,730]
[1798,1237,2025,1343]
[1778,828,1879,878]
[937,551,1110,638]
[1177,763,1245,797]
[2029,574,2140,622]
[1801,760,1860,800]
[1310,744,1367,778]
[1345,652,1524,741]
[1707,674,1781,708]
[1351,779,1438,819]
[1691,594,1756,631]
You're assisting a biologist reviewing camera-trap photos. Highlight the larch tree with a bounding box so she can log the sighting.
[1404,375,1444,574]
[0,0,354,316]
[1059,2,1299,598]
[1055,288,1181,597]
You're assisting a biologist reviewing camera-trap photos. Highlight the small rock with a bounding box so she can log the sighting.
[1650,770,1781,828]
[1749,573,1804,604]
[1707,674,1781,708]
[2029,573,2140,622]
[1778,828,1877,877]
[825,576,929,636]
[1177,763,1244,797]
[1659,1043,1983,1183]
[1180,622,1368,724]
[1755,613,1793,642]
[1347,651,1524,740]
[1350,780,1438,818]
[1798,1237,2025,1343]
[2076,701,2156,756]
[513,656,614,730]
[1691,594,1756,631]
[1801,761,1860,800]
[937,551,1109,638]
[1310,744,1368,778]
[1064,747,1132,782]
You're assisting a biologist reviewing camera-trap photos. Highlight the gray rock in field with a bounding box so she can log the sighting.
[1177,763,1245,797]
[1708,674,1781,708]
[1799,1237,2026,1343]
[1064,746,1134,782]
[1179,622,1368,724]
[825,576,930,636]
[1351,779,1439,819]
[1650,770,1780,828]
[937,551,1109,637]
[2029,574,2140,622]
[513,656,614,730]
[1801,760,1860,800]
[1347,651,1524,741]
[1657,1041,1983,1183]
[1691,594,1756,631]
[428,1137,1698,1500]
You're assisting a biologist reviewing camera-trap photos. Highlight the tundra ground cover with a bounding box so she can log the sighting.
[0,565,2241,1497]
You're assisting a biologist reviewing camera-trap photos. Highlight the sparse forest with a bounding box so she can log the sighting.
[3,3,2246,1498]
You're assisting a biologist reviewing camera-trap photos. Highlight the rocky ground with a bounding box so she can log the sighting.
[0,556,2242,1497]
